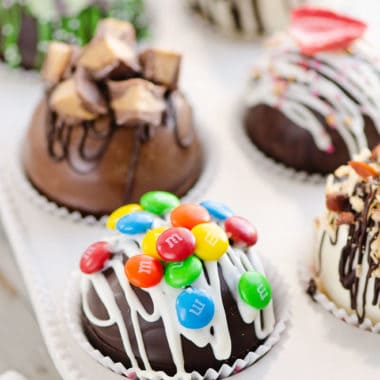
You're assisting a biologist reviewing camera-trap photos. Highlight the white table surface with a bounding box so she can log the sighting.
[0,0,380,379]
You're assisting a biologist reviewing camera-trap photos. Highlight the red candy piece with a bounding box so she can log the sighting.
[125,254,164,288]
[80,241,111,274]
[290,6,367,55]
[170,203,211,230]
[156,227,195,262]
[225,216,258,247]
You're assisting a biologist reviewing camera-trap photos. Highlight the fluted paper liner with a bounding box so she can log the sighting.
[65,259,290,380]
[11,125,216,227]
[300,260,380,334]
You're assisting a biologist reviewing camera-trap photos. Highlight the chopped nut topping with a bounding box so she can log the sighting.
[349,160,380,179]
[350,196,364,213]
[334,165,350,178]
[336,212,355,226]
[326,192,349,212]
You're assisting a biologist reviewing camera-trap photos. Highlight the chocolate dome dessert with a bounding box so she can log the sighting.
[79,192,275,379]
[22,19,203,217]
[0,0,146,69]
[310,146,380,324]
[188,0,304,38]
[244,6,380,175]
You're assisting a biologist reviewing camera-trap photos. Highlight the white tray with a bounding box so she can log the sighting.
[0,1,380,380]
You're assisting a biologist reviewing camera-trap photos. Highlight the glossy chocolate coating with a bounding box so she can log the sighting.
[244,104,380,175]
[81,268,266,375]
[23,97,203,216]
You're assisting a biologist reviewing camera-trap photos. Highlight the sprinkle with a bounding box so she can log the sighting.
[326,144,335,154]
[273,81,287,96]
[311,89,319,97]
[325,114,336,127]
[298,59,309,70]
[252,69,261,80]
[311,60,321,70]
[344,116,353,127]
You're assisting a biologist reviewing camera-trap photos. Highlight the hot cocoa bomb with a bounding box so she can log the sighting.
[79,193,276,379]
[244,7,380,175]
[22,19,203,216]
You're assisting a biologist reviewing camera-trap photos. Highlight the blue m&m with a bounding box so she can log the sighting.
[116,212,154,235]
[199,200,233,221]
[176,288,215,329]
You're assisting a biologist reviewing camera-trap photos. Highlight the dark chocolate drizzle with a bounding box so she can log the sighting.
[317,182,380,322]
[46,91,195,198]
[47,112,114,175]
[338,185,378,322]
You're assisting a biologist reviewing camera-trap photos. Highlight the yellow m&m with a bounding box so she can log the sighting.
[142,226,169,259]
[191,223,229,261]
[106,204,143,230]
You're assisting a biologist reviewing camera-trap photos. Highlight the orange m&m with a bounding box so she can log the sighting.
[170,203,211,230]
[125,255,164,288]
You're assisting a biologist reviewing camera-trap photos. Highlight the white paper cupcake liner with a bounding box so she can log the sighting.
[64,259,290,380]
[234,100,325,185]
[10,124,218,227]
[299,259,380,334]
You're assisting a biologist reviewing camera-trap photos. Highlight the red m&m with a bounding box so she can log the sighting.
[156,227,195,262]
[225,216,258,247]
[125,255,164,288]
[80,241,111,274]
[170,203,211,230]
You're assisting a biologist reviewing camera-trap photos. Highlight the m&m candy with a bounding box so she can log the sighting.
[165,256,202,288]
[170,203,211,230]
[238,271,272,310]
[140,191,180,215]
[156,227,195,262]
[199,200,233,221]
[125,254,164,288]
[116,212,154,235]
[176,288,215,329]
[141,226,169,259]
[80,241,111,274]
[225,216,258,247]
[106,204,143,230]
[192,223,229,261]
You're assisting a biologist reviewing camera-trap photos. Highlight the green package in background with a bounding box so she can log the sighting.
[0,0,147,69]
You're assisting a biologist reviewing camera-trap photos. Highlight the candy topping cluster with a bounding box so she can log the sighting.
[80,191,272,330]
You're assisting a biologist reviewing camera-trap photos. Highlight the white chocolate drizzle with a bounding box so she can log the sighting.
[81,219,275,380]
[246,34,380,156]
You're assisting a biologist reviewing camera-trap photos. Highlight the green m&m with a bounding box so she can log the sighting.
[238,271,272,310]
[140,191,180,215]
[165,256,202,288]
